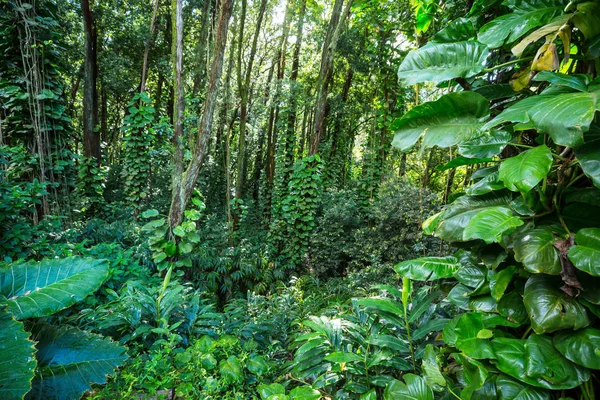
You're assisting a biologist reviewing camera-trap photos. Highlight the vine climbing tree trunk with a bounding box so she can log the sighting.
[81,0,100,164]
[168,0,233,229]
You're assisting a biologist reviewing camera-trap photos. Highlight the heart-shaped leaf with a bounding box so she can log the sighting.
[458,130,512,158]
[495,374,550,400]
[513,226,561,274]
[394,256,460,281]
[391,92,489,151]
[568,228,600,276]
[499,146,553,193]
[384,374,434,400]
[554,327,600,369]
[463,206,523,244]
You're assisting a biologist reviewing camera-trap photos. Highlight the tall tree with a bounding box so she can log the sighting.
[168,0,234,228]
[171,0,184,178]
[81,0,100,163]
[140,0,161,93]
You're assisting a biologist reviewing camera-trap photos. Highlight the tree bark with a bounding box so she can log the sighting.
[81,0,100,163]
[140,0,160,93]
[309,0,353,155]
[168,0,233,228]
[192,0,213,97]
[171,0,185,178]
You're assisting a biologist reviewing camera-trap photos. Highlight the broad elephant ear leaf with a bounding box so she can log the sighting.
[397,42,489,86]
[477,0,568,49]
[523,275,590,334]
[499,145,553,193]
[391,92,489,152]
[463,206,523,244]
[553,328,600,369]
[513,226,562,275]
[26,323,127,400]
[495,374,551,400]
[0,315,36,400]
[458,130,512,158]
[0,257,109,319]
[383,374,434,400]
[568,228,600,276]
[394,256,460,281]
[483,89,600,147]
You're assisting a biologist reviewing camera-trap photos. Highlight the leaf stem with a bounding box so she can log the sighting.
[482,57,534,73]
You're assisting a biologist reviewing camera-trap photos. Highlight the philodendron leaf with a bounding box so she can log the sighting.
[394,256,460,280]
[495,374,550,400]
[554,328,600,369]
[568,228,600,276]
[289,386,320,400]
[477,0,567,49]
[383,374,434,400]
[455,353,488,399]
[524,334,590,390]
[0,314,36,400]
[458,130,512,158]
[513,226,561,275]
[573,125,600,189]
[397,42,489,86]
[246,355,270,376]
[483,89,600,147]
[463,206,523,244]
[436,156,493,172]
[523,275,590,334]
[435,192,514,243]
[27,323,127,400]
[499,145,553,193]
[0,257,109,319]
[454,313,494,359]
[533,71,590,92]
[258,383,286,400]
[391,92,489,152]
[431,17,478,43]
[422,345,446,389]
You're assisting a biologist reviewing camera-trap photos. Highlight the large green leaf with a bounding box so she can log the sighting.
[524,334,590,390]
[397,42,489,86]
[289,386,321,400]
[513,226,561,274]
[26,323,127,400]
[533,71,590,92]
[394,256,460,281]
[568,228,600,276]
[220,356,243,384]
[463,206,523,244]
[458,130,512,158]
[431,17,478,43]
[455,354,488,399]
[498,146,553,193]
[422,345,446,389]
[477,0,567,48]
[454,313,494,359]
[573,125,600,189]
[483,90,600,147]
[554,328,600,369]
[391,92,489,152]
[0,315,36,400]
[523,275,590,334]
[383,374,434,400]
[0,257,109,320]
[258,383,286,400]
[434,192,514,242]
[495,374,550,400]
[246,355,270,376]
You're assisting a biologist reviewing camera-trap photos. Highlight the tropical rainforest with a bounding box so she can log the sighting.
[2,0,600,398]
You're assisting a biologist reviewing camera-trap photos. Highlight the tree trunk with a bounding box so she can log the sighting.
[309,0,353,155]
[101,82,107,142]
[81,0,100,163]
[168,0,233,228]
[192,0,213,97]
[140,0,160,93]
[171,0,185,179]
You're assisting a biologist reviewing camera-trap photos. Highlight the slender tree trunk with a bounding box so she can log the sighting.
[101,82,107,142]
[252,59,275,202]
[310,0,353,155]
[168,0,233,228]
[171,0,185,179]
[81,0,100,163]
[154,73,164,112]
[192,0,213,97]
[140,0,160,93]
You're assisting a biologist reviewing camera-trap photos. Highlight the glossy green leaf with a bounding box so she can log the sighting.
[455,353,488,399]
[367,334,409,351]
[513,227,561,274]
[391,92,489,151]
[431,17,478,43]
[383,374,434,400]
[458,130,512,158]
[397,42,489,86]
[0,257,109,320]
[573,125,600,189]
[0,315,36,400]
[489,266,516,301]
[422,345,446,388]
[27,323,127,400]
[498,292,529,326]
[258,383,286,400]
[495,374,550,400]
[484,90,600,147]
[533,71,590,92]
[394,256,460,281]
[246,355,270,376]
[289,386,321,400]
[454,313,494,359]
[478,0,567,48]
[463,206,523,244]
[436,156,493,172]
[220,356,243,384]
[524,334,590,390]
[523,275,590,334]
[499,146,552,193]
[434,192,514,242]
[568,228,600,276]
[325,352,362,364]
[359,389,377,400]
[554,328,600,369]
